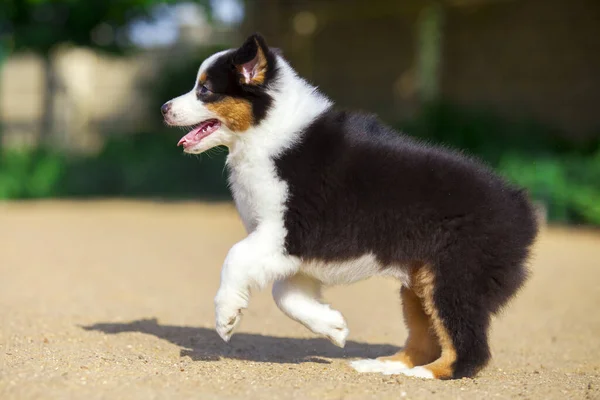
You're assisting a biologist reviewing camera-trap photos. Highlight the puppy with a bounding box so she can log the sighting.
[162,33,538,379]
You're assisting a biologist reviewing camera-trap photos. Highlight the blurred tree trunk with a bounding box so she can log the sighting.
[40,53,57,145]
[416,2,444,104]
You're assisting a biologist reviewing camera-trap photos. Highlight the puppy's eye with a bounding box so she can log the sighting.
[199,85,210,95]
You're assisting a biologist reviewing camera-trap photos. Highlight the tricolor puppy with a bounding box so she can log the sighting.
[162,33,538,379]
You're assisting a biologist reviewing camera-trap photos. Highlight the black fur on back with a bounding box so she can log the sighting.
[274,109,538,378]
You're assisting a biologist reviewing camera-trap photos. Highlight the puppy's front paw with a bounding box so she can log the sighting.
[214,290,248,342]
[306,307,349,348]
[216,309,242,342]
[320,308,349,348]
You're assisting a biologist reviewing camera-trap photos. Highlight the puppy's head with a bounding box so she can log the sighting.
[162,33,278,153]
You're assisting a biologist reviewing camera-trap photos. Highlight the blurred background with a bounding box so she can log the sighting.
[0,0,598,226]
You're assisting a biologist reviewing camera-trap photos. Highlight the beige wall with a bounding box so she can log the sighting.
[0,22,237,151]
[1,47,157,150]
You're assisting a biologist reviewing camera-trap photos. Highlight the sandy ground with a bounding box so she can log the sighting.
[0,201,599,400]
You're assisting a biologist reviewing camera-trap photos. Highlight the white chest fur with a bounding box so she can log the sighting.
[227,147,287,235]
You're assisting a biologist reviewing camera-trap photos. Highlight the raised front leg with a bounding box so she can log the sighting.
[272,273,349,347]
[214,234,299,342]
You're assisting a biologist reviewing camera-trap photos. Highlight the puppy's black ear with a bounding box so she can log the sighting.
[233,33,271,85]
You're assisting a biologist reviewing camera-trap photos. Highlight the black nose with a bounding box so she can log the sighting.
[161,102,172,115]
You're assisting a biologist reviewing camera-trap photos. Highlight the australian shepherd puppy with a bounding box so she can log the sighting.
[162,33,538,379]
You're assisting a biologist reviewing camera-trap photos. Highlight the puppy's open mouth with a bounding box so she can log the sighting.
[177,119,221,149]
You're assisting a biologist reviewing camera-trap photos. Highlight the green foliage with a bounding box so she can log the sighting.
[62,132,230,199]
[0,133,230,201]
[0,147,65,198]
[402,103,598,163]
[498,153,600,225]
[400,103,600,226]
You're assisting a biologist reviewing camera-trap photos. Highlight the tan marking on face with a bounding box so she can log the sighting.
[196,72,208,87]
[236,40,268,85]
[206,97,253,132]
[410,264,457,379]
[378,286,441,367]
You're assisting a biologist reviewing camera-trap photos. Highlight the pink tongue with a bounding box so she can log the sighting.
[177,126,204,147]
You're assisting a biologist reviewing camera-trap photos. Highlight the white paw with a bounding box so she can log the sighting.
[216,308,241,342]
[350,359,410,375]
[214,291,248,342]
[305,307,349,348]
[399,366,435,379]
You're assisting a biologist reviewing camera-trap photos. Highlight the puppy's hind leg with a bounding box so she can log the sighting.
[383,286,442,365]
[272,274,349,347]
[400,263,491,379]
[350,286,441,375]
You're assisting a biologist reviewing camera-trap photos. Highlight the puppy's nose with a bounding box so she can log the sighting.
[161,102,172,116]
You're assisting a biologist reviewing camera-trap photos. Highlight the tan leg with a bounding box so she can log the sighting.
[353,263,487,379]
[378,286,440,367]
[409,265,457,379]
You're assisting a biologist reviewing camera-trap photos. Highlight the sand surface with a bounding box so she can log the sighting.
[0,201,598,399]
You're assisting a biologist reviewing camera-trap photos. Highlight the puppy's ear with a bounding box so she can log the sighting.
[233,33,272,85]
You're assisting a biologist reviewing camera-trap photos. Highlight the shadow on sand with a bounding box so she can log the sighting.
[82,318,398,364]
